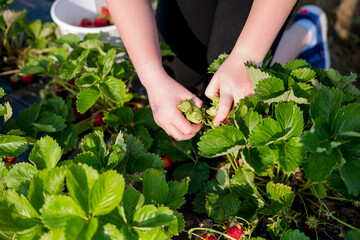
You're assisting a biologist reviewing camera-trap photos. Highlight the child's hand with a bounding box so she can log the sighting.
[146,74,203,141]
[205,54,255,126]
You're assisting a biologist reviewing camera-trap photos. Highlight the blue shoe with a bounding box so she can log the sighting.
[295,5,330,70]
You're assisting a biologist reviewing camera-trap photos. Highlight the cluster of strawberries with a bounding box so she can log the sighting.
[80,6,113,28]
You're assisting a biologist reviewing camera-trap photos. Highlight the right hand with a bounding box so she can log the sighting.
[145,73,203,141]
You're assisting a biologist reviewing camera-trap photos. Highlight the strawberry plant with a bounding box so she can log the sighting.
[186,56,360,239]
[0,132,187,239]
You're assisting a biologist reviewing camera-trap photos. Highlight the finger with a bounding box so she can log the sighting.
[191,95,203,108]
[204,76,219,100]
[213,94,233,126]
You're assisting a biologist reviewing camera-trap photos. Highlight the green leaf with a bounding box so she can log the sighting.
[4,189,39,218]
[104,106,133,128]
[270,138,306,173]
[205,192,241,222]
[275,102,303,139]
[0,161,7,192]
[134,106,159,131]
[50,124,78,154]
[157,137,194,162]
[40,228,66,240]
[345,229,360,240]
[332,103,360,136]
[340,150,360,196]
[280,229,309,240]
[73,152,101,171]
[292,82,316,101]
[76,73,99,87]
[246,65,271,87]
[0,193,39,233]
[244,108,263,136]
[208,53,228,73]
[301,117,332,153]
[29,136,62,170]
[255,77,285,100]
[28,167,66,212]
[59,61,82,80]
[101,49,116,79]
[126,152,164,174]
[100,77,127,104]
[142,169,169,205]
[242,147,272,175]
[133,205,175,228]
[81,131,106,168]
[76,86,101,114]
[56,34,80,46]
[164,210,185,237]
[303,150,341,182]
[265,182,295,215]
[41,195,86,229]
[6,163,37,196]
[88,170,125,216]
[164,179,189,209]
[198,125,246,158]
[79,39,104,50]
[121,188,144,224]
[173,161,209,195]
[133,125,153,150]
[40,97,68,119]
[103,223,126,240]
[310,87,343,125]
[17,102,40,131]
[66,164,99,214]
[64,216,98,240]
[290,68,316,82]
[49,47,68,62]
[284,59,311,70]
[0,135,28,157]
[33,112,67,132]
[248,118,283,147]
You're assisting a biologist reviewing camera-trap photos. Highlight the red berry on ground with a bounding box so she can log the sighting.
[80,18,92,27]
[19,74,35,84]
[6,157,16,164]
[93,113,104,126]
[9,74,19,84]
[101,6,111,19]
[226,222,243,240]
[94,17,107,27]
[202,233,216,240]
[162,156,172,168]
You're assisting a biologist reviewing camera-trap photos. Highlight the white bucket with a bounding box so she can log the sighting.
[50,0,123,46]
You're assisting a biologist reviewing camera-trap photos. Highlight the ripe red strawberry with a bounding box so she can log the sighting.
[94,17,107,27]
[74,107,89,120]
[226,222,243,240]
[9,74,19,84]
[19,74,35,84]
[101,6,111,19]
[162,156,172,168]
[80,18,92,27]
[5,157,16,164]
[202,233,216,240]
[93,113,104,126]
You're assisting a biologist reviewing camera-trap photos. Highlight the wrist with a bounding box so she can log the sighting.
[136,62,171,89]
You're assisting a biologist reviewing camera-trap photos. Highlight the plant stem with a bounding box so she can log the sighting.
[304,196,360,230]
[0,69,19,76]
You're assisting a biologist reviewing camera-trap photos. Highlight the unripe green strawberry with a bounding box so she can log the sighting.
[206,106,218,117]
[185,110,203,124]
[178,100,192,113]
[212,95,220,106]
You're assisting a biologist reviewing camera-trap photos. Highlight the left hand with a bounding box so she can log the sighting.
[205,54,255,126]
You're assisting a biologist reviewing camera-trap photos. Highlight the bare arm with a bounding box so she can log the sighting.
[106,0,202,140]
[205,0,297,125]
